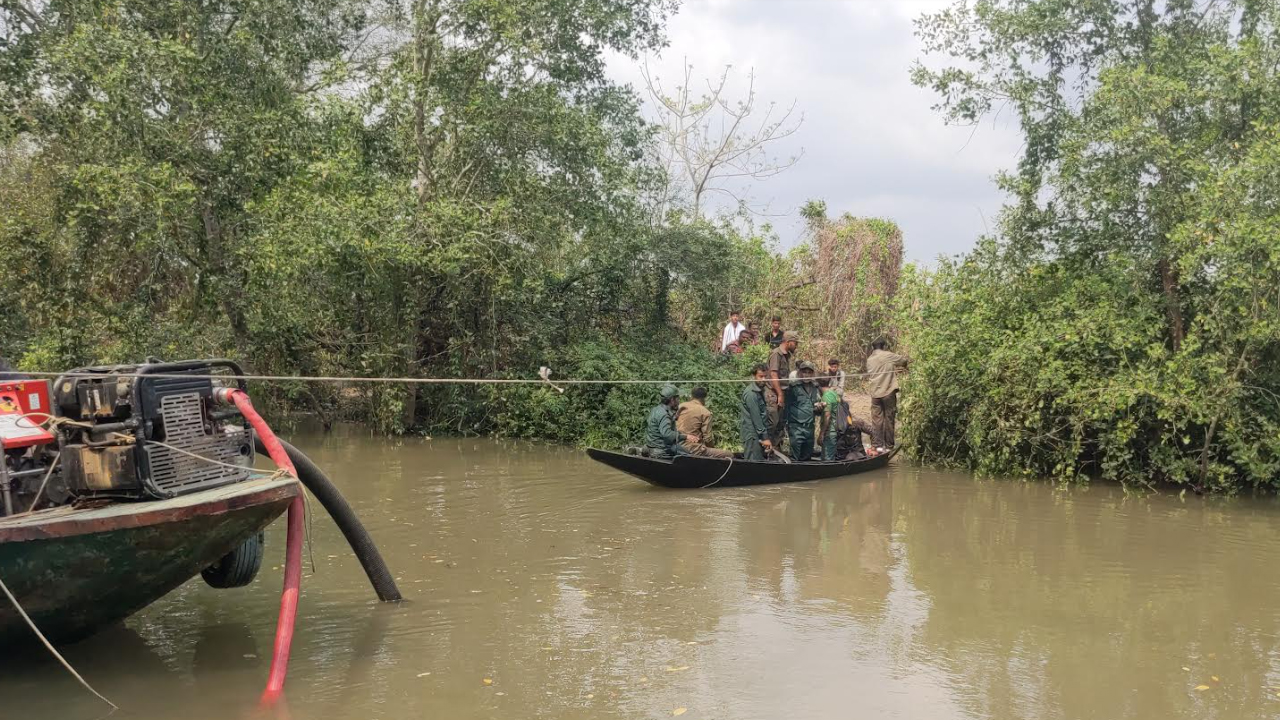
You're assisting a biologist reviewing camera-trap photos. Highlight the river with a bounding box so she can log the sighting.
[5,428,1280,719]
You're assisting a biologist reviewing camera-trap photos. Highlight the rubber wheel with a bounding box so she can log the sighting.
[202,531,265,589]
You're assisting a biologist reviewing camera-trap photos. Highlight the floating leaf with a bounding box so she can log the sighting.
[483,678,493,685]
[1195,685,1211,691]
[673,709,687,716]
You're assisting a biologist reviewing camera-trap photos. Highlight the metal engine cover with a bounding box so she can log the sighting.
[139,392,252,497]
[57,359,254,500]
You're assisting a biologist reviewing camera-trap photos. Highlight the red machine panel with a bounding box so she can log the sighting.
[0,379,55,450]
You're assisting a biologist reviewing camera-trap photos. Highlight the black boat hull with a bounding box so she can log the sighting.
[586,447,898,489]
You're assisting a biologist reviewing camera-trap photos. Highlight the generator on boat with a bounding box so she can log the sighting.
[0,359,256,516]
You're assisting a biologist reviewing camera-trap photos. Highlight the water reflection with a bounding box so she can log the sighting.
[898,468,1280,720]
[4,432,1280,720]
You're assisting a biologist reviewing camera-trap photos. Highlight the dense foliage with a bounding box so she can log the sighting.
[905,0,1280,491]
[0,0,857,443]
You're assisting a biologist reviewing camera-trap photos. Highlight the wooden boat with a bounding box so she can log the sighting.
[0,476,298,645]
[587,447,899,489]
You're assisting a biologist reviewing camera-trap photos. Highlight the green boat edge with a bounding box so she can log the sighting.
[0,476,299,645]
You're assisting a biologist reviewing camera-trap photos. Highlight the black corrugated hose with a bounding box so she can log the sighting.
[254,436,403,602]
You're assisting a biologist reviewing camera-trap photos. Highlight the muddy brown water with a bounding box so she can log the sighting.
[5,428,1280,720]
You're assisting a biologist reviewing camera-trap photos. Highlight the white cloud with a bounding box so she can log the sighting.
[607,0,1023,263]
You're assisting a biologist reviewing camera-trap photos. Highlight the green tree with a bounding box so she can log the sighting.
[906,0,1280,490]
[0,0,368,361]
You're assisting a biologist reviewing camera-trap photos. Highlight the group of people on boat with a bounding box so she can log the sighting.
[646,316,909,463]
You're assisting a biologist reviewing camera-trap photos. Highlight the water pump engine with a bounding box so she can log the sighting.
[0,360,257,517]
[52,360,255,501]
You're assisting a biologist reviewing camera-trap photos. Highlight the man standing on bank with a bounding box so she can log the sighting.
[826,358,846,397]
[765,316,785,349]
[719,311,746,353]
[676,387,732,458]
[645,385,699,459]
[766,331,798,449]
[865,338,909,451]
[740,364,773,461]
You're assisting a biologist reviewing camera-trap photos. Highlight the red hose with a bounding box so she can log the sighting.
[223,389,303,704]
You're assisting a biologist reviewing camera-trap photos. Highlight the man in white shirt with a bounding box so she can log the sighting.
[719,311,745,352]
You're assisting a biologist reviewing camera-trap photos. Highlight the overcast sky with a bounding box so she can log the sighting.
[605,0,1025,264]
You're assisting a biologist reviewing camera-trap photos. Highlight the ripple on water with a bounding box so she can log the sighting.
[12,433,1280,720]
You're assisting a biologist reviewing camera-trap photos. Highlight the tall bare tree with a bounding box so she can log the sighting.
[642,60,803,220]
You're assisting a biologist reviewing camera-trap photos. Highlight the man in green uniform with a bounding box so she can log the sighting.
[865,338,909,451]
[785,361,824,461]
[645,385,699,459]
[740,364,773,461]
[818,377,843,460]
[766,330,798,448]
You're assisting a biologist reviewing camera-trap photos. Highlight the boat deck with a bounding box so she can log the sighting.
[0,476,300,542]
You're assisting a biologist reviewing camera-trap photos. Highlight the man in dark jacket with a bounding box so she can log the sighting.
[785,361,824,461]
[764,316,785,348]
[833,400,878,460]
[740,364,773,461]
[645,385,699,459]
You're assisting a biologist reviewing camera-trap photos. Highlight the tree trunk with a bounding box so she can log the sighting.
[201,200,253,359]
[412,0,440,205]
[1158,258,1184,352]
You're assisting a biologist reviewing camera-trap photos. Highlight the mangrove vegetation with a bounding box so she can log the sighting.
[3,0,1280,491]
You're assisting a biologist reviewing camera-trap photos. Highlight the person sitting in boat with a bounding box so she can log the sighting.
[818,377,843,460]
[675,386,732,458]
[784,361,824,461]
[739,364,773,461]
[644,385,699,459]
[834,400,878,461]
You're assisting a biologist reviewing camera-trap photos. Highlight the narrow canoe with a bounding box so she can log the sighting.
[587,447,899,489]
[0,476,299,645]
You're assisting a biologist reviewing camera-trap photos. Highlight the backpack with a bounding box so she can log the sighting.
[834,400,851,434]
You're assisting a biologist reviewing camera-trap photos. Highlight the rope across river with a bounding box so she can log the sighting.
[15,368,898,386]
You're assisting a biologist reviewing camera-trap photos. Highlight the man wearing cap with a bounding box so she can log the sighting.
[766,331,799,448]
[866,338,910,451]
[675,387,732,458]
[645,385,699,459]
[785,361,824,461]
